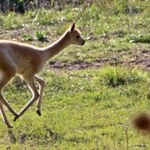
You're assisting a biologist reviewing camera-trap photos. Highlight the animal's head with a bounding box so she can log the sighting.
[68,23,85,46]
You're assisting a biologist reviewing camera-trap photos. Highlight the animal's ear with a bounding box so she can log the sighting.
[70,23,75,32]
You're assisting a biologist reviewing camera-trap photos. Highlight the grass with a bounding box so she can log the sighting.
[1,67,150,149]
[0,0,150,149]
[129,34,150,43]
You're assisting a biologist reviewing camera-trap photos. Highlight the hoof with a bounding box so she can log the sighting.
[36,110,41,116]
[7,124,13,128]
[13,115,20,122]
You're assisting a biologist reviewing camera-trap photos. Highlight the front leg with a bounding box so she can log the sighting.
[14,77,39,121]
[14,114,20,122]
[34,75,45,116]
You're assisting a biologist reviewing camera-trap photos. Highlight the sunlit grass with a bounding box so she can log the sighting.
[1,67,150,149]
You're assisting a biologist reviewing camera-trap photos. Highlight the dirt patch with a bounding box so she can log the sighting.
[122,49,150,71]
[48,48,150,71]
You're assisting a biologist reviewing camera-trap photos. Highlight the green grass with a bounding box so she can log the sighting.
[0,0,150,149]
[1,67,150,149]
[129,34,150,43]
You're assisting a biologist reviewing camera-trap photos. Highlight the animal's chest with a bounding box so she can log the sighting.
[17,57,33,74]
[16,54,42,76]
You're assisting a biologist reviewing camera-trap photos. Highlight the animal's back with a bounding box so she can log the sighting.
[0,41,43,76]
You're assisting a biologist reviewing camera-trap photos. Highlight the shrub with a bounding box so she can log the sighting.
[99,66,148,87]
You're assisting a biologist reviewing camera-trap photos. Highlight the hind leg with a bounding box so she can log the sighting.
[0,51,19,127]
[0,70,19,127]
[0,68,19,118]
[0,94,18,117]
[0,101,13,128]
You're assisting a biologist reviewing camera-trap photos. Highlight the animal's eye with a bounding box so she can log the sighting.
[76,35,80,39]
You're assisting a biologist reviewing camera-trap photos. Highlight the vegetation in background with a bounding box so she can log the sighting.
[35,30,48,42]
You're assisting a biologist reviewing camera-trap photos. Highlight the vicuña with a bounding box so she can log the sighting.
[0,23,85,128]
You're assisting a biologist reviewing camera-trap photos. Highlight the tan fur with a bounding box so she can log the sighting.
[0,23,85,128]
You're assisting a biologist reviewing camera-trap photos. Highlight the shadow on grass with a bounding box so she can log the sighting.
[8,129,17,144]
[7,127,91,145]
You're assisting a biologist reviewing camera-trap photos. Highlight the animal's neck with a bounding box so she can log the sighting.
[43,31,71,60]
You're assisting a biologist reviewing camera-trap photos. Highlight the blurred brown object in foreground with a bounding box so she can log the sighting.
[133,113,150,133]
